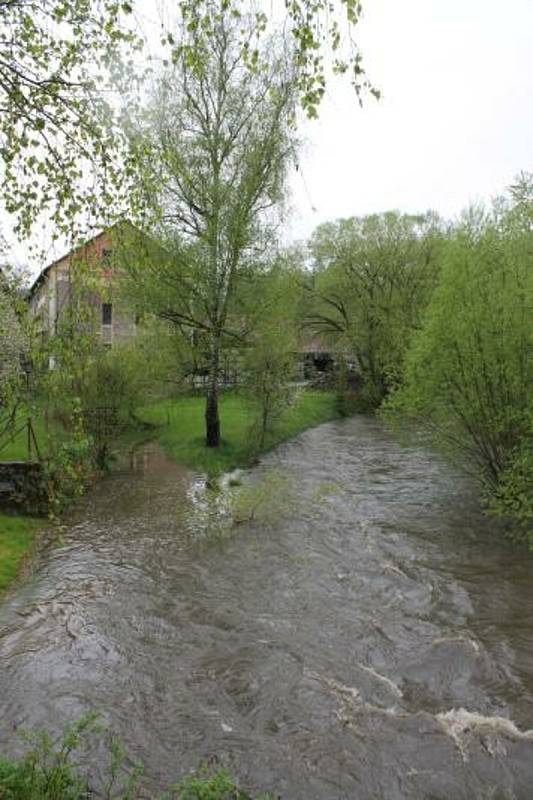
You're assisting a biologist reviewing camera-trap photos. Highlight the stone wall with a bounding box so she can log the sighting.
[0,462,48,515]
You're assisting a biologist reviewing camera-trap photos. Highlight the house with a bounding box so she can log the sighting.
[28,225,137,347]
[299,336,335,378]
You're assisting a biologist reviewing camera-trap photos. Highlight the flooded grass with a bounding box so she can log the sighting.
[138,390,338,474]
[0,513,43,595]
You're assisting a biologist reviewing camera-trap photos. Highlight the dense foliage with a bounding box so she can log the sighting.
[308,211,443,408]
[1,0,375,248]
[122,5,297,447]
[302,177,532,537]
[387,178,532,538]
[0,274,28,410]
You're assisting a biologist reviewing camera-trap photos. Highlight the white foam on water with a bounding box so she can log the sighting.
[308,671,533,767]
[355,663,403,698]
[381,561,409,579]
[432,636,480,654]
[307,670,361,702]
[436,708,533,762]
[307,670,406,731]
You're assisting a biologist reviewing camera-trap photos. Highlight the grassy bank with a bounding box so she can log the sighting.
[0,514,43,596]
[0,411,47,462]
[139,389,338,474]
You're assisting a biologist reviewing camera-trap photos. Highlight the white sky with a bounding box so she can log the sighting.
[3,0,532,271]
[287,0,533,240]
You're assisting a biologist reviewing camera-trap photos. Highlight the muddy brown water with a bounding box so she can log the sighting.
[1,416,533,799]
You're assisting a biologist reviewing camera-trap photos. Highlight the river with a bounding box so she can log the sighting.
[1,416,532,798]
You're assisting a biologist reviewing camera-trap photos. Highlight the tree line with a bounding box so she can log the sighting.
[304,177,532,537]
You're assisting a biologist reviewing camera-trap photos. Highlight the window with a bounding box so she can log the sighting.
[102,248,112,260]
[102,303,113,325]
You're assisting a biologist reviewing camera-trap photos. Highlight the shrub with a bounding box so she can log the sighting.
[0,717,271,800]
[387,191,532,533]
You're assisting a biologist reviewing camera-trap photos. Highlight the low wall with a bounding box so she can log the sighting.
[0,462,48,515]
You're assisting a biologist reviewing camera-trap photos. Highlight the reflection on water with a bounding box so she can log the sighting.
[1,418,533,799]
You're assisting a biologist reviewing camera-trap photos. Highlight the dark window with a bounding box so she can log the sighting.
[102,248,112,260]
[102,303,113,325]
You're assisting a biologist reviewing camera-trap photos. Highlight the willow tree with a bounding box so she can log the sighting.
[124,8,296,447]
[389,180,532,531]
[308,212,442,408]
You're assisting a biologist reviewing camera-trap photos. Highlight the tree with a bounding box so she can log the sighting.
[308,211,442,408]
[389,184,532,532]
[0,275,28,409]
[0,257,31,451]
[122,7,297,447]
[0,0,138,238]
[1,0,376,245]
[163,0,377,119]
[242,259,300,450]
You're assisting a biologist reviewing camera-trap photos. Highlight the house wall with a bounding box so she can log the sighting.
[29,230,137,347]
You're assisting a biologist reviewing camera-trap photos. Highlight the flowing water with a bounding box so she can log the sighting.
[1,416,533,799]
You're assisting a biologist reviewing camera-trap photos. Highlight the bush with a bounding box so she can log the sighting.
[44,402,95,516]
[0,716,271,800]
[0,713,101,800]
[489,426,533,545]
[167,768,251,799]
[388,191,532,533]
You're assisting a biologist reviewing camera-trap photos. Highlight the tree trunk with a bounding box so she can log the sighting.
[205,339,221,447]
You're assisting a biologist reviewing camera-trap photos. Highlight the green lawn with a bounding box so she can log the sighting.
[138,389,339,474]
[0,413,47,597]
[0,514,43,596]
[0,413,47,462]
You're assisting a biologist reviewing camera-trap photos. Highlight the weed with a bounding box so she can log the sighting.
[0,718,275,800]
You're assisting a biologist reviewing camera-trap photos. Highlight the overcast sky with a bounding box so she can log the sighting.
[287,0,533,240]
[4,0,532,272]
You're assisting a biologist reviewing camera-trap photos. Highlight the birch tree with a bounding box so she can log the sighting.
[124,9,296,447]
[0,0,139,239]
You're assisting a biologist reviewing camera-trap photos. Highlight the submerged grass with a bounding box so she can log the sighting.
[138,390,338,474]
[0,513,43,595]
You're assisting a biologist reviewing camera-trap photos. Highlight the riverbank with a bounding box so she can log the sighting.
[138,389,338,474]
[0,391,337,595]
[0,513,43,597]
[1,415,531,798]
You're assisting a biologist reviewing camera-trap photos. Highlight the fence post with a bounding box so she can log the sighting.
[27,418,32,462]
